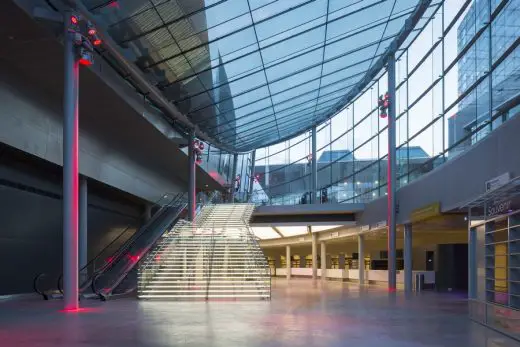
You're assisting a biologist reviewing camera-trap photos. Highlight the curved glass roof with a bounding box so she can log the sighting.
[82,0,436,152]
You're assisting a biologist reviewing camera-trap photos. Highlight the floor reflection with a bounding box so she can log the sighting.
[0,279,518,346]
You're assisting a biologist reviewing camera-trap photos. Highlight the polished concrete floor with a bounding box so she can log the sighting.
[0,278,518,347]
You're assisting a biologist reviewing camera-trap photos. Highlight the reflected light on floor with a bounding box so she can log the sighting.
[59,307,101,314]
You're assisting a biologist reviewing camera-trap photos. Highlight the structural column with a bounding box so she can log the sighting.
[338,254,346,270]
[321,242,327,279]
[404,223,413,292]
[299,255,306,268]
[230,153,238,202]
[312,232,318,279]
[248,150,256,201]
[79,177,88,283]
[387,52,397,291]
[286,245,291,279]
[62,16,80,311]
[358,234,365,285]
[468,226,477,299]
[311,126,317,204]
[188,129,196,222]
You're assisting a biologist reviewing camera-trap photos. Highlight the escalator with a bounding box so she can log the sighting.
[90,201,186,300]
[34,193,187,300]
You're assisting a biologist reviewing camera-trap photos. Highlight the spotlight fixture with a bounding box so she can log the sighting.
[86,22,97,36]
[68,16,101,67]
[192,139,204,164]
[86,22,102,46]
[70,15,79,26]
[378,92,390,119]
[78,47,94,66]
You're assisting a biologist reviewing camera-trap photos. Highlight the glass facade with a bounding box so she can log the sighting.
[81,0,433,151]
[181,141,252,199]
[252,0,520,206]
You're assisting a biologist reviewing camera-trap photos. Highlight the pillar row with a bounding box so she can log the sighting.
[312,232,318,279]
[358,234,365,285]
[286,245,291,279]
[321,241,327,279]
[404,223,413,292]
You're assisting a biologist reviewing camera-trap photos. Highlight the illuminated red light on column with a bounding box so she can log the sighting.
[87,28,97,36]
[79,58,93,66]
[93,39,102,46]
[71,15,79,25]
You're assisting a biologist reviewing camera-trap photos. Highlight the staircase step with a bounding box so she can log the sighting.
[143,276,269,280]
[138,203,269,301]
[137,294,270,299]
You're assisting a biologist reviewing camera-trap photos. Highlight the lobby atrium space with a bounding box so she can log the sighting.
[0,0,520,346]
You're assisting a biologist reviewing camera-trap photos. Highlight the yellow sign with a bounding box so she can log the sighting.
[411,202,441,223]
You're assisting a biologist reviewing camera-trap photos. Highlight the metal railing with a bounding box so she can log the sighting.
[243,218,271,299]
[137,192,223,297]
[137,203,270,300]
[33,192,182,299]
[90,193,187,298]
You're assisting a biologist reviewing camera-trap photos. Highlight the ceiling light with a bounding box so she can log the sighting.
[277,226,307,237]
[250,227,280,239]
[311,225,342,232]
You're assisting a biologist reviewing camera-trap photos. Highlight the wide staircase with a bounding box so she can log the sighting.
[137,204,271,300]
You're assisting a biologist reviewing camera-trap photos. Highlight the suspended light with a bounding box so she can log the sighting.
[78,48,94,66]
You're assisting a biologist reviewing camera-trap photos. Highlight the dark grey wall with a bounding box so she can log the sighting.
[360,114,520,225]
[0,145,142,294]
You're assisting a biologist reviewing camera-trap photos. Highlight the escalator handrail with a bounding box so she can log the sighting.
[33,273,49,300]
[79,193,186,291]
[92,202,187,297]
[97,191,221,298]
[55,193,183,294]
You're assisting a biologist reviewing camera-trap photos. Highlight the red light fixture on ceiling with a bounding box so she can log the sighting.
[70,15,79,25]
[87,28,96,36]
[92,38,102,46]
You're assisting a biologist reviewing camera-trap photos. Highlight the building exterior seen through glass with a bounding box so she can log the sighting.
[251,0,520,206]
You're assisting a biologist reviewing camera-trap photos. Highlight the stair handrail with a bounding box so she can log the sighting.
[138,191,219,276]
[33,192,179,299]
[79,193,184,293]
[136,192,221,296]
[137,221,186,293]
[92,197,187,298]
[242,217,271,299]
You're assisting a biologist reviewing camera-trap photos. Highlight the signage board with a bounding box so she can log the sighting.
[330,231,339,238]
[411,202,441,223]
[487,199,512,218]
[486,173,511,192]
[360,225,370,232]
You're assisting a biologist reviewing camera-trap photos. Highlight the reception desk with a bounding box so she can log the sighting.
[275,268,435,285]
